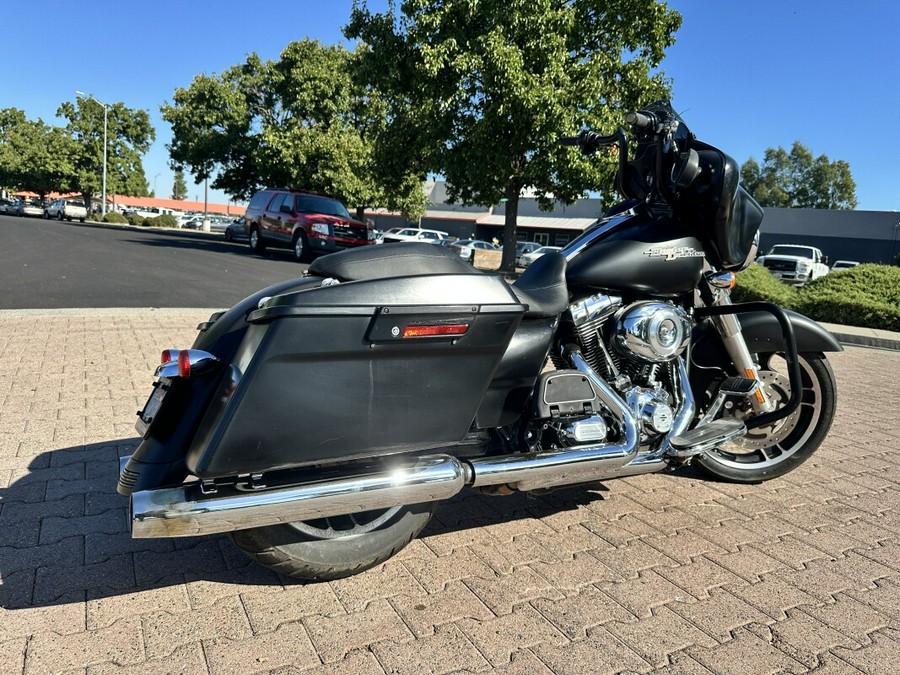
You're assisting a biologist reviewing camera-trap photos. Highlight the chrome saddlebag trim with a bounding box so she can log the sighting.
[131,455,466,538]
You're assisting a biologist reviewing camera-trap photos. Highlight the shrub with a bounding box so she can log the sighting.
[146,214,178,228]
[796,265,900,332]
[101,212,127,224]
[732,263,797,308]
[126,213,146,227]
[731,262,900,332]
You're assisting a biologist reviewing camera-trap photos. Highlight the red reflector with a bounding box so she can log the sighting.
[178,350,192,378]
[161,349,175,364]
[402,324,470,338]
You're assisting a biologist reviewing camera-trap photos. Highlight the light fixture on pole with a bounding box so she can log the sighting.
[75,91,109,217]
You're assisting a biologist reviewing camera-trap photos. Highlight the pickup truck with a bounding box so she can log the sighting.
[756,244,830,286]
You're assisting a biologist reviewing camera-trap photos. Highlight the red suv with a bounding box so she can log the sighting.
[244,188,374,262]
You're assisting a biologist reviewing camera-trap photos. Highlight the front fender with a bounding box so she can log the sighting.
[733,308,843,354]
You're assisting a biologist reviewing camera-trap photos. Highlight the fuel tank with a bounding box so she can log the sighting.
[564,213,705,297]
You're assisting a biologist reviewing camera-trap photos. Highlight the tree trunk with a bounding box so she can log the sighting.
[499,181,520,276]
[82,192,95,217]
[355,205,366,223]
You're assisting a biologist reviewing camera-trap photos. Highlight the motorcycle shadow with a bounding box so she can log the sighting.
[0,439,611,610]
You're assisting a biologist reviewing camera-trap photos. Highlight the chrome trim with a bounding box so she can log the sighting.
[616,302,692,363]
[131,455,467,538]
[154,349,219,379]
[562,215,630,262]
[468,344,640,491]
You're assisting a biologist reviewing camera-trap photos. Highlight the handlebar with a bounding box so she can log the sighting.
[625,111,657,131]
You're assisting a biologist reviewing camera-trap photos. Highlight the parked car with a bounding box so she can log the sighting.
[0,197,14,214]
[244,188,375,262]
[375,227,404,244]
[44,198,87,222]
[224,217,248,242]
[519,245,562,268]
[449,239,497,262]
[831,260,859,271]
[381,227,451,244]
[756,244,829,286]
[515,241,542,265]
[12,198,44,218]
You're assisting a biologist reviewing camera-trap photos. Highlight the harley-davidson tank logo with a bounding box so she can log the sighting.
[643,246,706,261]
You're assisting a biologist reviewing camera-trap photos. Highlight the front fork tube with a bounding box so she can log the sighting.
[709,288,776,415]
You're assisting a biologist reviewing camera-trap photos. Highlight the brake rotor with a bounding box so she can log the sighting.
[719,369,800,453]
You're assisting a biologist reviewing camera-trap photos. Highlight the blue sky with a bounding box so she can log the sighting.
[2,0,898,211]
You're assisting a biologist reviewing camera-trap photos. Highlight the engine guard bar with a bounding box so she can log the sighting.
[693,302,801,431]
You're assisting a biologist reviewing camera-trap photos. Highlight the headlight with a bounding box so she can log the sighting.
[311,223,330,236]
[797,261,811,272]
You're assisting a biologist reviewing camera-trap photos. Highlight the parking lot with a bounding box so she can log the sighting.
[0,307,898,674]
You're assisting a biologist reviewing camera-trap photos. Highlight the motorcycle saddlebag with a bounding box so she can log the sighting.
[186,273,526,478]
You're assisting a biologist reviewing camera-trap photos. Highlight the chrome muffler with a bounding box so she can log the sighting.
[128,345,642,539]
[131,455,467,538]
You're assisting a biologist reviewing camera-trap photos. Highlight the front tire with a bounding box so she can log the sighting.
[292,230,312,263]
[229,503,435,581]
[249,226,266,253]
[694,352,836,483]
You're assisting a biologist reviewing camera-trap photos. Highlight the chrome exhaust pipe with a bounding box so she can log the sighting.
[131,454,467,538]
[468,344,640,491]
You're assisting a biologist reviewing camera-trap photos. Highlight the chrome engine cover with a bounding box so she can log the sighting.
[616,302,691,363]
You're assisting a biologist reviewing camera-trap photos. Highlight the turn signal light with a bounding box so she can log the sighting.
[402,324,470,338]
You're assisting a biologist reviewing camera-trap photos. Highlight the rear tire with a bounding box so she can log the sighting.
[229,503,435,581]
[694,352,837,483]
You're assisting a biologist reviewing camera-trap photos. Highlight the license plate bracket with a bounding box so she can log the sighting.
[135,380,170,436]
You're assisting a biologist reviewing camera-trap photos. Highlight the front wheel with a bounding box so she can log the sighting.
[249,225,266,253]
[694,352,836,483]
[292,230,312,263]
[228,503,435,581]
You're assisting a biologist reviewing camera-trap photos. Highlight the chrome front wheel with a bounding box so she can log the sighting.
[694,352,837,482]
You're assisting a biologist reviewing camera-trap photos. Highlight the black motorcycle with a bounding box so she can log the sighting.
[119,102,840,580]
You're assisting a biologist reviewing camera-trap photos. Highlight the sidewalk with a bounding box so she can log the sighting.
[1,309,899,674]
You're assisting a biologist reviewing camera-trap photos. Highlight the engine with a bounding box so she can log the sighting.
[535,294,693,451]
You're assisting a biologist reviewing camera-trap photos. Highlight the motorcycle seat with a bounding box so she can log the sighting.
[307,242,478,281]
[511,251,569,318]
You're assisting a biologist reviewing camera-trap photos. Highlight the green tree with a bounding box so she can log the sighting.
[345,0,681,273]
[172,168,188,200]
[57,97,155,213]
[161,39,425,218]
[741,141,857,210]
[0,108,74,199]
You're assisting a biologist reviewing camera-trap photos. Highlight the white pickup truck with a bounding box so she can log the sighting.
[756,244,830,286]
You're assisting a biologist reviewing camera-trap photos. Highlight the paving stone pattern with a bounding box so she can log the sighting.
[1,310,898,674]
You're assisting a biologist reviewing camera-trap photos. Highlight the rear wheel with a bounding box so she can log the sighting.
[694,352,836,482]
[223,228,233,242]
[228,503,435,581]
[249,226,266,253]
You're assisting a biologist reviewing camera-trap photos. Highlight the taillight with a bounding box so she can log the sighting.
[402,323,470,338]
[178,350,192,378]
[161,349,179,364]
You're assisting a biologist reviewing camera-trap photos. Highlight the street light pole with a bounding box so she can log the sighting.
[153,173,161,198]
[75,91,109,217]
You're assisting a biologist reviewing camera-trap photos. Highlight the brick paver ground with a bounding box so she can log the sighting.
[0,309,898,674]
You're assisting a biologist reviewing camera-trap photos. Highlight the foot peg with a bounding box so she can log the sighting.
[667,418,747,457]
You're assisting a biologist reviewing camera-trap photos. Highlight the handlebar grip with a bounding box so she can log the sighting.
[625,111,655,130]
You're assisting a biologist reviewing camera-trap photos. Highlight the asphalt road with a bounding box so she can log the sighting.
[0,214,310,309]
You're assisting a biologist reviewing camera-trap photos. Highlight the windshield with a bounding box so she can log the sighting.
[768,246,815,258]
[295,195,351,219]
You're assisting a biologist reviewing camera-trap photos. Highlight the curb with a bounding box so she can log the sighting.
[70,218,226,242]
[826,330,900,352]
